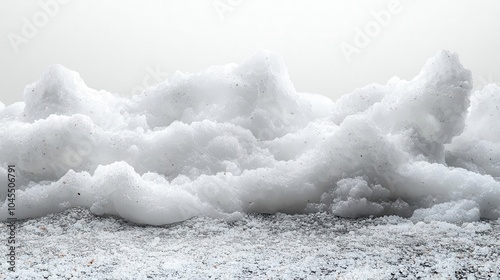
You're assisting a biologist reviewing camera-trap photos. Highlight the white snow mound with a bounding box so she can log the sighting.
[1,50,499,225]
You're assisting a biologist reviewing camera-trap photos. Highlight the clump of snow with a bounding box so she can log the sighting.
[447,84,500,178]
[411,200,481,223]
[1,50,500,225]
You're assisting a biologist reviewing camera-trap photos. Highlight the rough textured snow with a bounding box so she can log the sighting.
[1,50,500,225]
[0,208,499,279]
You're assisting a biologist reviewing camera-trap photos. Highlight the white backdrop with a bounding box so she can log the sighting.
[1,0,499,105]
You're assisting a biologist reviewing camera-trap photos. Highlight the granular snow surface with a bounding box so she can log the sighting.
[1,50,500,278]
[1,208,499,279]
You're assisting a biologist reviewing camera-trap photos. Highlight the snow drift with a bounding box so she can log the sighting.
[1,50,499,225]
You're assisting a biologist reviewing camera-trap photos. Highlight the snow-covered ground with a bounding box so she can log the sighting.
[2,50,500,279]
[1,209,499,279]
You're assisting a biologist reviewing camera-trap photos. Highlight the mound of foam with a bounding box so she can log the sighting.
[1,50,499,225]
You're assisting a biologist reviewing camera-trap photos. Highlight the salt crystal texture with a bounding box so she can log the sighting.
[1,50,499,225]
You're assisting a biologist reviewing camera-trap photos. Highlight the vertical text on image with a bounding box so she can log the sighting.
[6,165,17,272]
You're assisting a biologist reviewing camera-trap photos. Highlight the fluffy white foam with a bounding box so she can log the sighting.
[1,50,499,225]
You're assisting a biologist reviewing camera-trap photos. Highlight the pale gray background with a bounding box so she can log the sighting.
[1,0,499,106]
